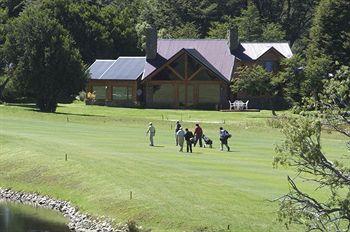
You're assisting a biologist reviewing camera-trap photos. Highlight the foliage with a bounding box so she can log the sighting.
[232,65,273,96]
[3,6,87,112]
[232,4,264,42]
[261,23,286,42]
[135,21,152,51]
[207,5,286,42]
[206,21,231,39]
[158,22,200,39]
[231,65,283,115]
[38,0,141,64]
[307,0,350,66]
[274,65,350,231]
[277,55,306,105]
[304,55,332,103]
[253,0,319,46]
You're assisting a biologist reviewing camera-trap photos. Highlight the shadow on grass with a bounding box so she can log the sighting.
[7,103,105,117]
[6,103,38,109]
[54,112,106,118]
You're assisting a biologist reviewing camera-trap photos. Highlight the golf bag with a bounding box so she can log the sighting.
[202,134,213,148]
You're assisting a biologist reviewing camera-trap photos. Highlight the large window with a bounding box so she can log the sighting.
[152,84,174,104]
[170,55,185,78]
[152,67,181,81]
[198,84,220,103]
[187,55,201,78]
[192,69,217,81]
[112,86,132,101]
[93,86,106,100]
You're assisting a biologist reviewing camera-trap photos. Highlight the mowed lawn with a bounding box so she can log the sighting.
[0,103,348,231]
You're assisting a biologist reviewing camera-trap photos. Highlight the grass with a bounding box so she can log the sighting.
[0,102,348,231]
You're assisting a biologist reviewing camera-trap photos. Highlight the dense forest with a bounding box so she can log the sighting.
[0,0,349,111]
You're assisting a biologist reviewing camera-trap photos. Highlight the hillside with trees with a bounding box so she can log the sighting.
[1,0,349,112]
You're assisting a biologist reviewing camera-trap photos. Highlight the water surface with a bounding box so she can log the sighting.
[0,201,70,232]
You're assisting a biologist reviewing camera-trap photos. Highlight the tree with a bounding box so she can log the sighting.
[307,0,350,66]
[159,22,200,39]
[273,65,350,231]
[39,0,113,64]
[252,0,319,46]
[303,55,332,103]
[3,6,87,112]
[207,21,230,39]
[207,14,285,42]
[277,55,306,105]
[262,23,286,42]
[231,65,282,115]
[233,4,264,42]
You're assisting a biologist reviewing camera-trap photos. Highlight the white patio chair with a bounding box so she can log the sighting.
[243,100,249,110]
[229,100,235,110]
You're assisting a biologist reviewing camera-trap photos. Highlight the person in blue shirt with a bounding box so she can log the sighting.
[219,127,230,151]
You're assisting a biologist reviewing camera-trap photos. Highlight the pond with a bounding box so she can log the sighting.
[0,201,70,232]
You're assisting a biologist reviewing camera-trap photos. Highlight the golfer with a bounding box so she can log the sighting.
[184,128,194,153]
[146,122,156,146]
[194,123,203,147]
[176,127,185,152]
[175,121,181,146]
[219,127,230,151]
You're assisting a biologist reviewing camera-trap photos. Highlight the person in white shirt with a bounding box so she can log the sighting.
[146,122,156,146]
[176,127,185,152]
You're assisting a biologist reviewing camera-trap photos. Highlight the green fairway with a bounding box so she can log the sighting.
[0,103,347,231]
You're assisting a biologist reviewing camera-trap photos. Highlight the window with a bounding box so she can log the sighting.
[93,86,106,100]
[187,55,202,78]
[264,61,278,72]
[152,67,181,80]
[198,84,220,103]
[152,84,174,104]
[113,86,132,101]
[170,54,185,78]
[192,68,218,81]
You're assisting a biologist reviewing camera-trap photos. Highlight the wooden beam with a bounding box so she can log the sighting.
[166,64,184,80]
[188,66,205,80]
[185,53,188,80]
[141,50,185,83]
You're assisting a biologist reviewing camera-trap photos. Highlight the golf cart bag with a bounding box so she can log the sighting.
[202,134,213,148]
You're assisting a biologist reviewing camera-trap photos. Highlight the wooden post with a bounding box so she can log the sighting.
[130,191,133,200]
[65,154,67,161]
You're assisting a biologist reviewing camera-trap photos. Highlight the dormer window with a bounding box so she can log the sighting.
[264,61,278,72]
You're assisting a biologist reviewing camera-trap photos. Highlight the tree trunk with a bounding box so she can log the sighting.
[36,97,58,112]
[0,76,11,101]
[270,97,277,116]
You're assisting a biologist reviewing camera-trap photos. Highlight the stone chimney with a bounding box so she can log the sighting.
[145,27,157,60]
[228,26,239,54]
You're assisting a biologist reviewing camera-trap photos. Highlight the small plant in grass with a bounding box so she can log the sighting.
[76,91,86,101]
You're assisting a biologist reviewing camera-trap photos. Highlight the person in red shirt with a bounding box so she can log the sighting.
[194,123,203,147]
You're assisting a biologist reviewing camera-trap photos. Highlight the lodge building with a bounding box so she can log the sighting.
[87,28,292,109]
